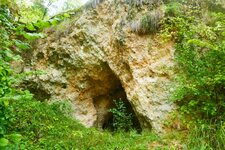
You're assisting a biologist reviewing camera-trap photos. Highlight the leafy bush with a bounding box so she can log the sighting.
[165,2,182,17]
[0,4,51,148]
[160,2,225,148]
[109,99,133,131]
[0,5,22,148]
[159,1,225,125]
[171,16,225,123]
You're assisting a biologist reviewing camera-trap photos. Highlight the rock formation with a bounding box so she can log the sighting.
[25,0,175,133]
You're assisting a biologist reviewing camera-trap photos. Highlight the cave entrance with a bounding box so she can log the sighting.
[93,79,141,132]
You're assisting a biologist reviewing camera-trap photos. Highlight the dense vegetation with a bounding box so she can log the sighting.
[0,0,224,149]
[162,0,225,149]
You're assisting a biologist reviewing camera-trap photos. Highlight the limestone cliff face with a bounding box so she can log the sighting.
[26,0,175,133]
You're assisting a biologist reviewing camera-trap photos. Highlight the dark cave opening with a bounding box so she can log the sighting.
[93,82,142,133]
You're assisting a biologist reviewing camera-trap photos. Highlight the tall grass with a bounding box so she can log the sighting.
[130,9,164,34]
[184,122,225,150]
[4,97,162,149]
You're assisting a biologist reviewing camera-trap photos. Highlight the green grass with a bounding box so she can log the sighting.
[4,96,224,150]
[183,122,225,150]
[4,97,163,150]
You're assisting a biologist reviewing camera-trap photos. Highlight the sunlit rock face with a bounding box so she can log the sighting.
[26,0,175,133]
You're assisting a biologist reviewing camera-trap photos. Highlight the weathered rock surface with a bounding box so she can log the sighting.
[25,0,175,133]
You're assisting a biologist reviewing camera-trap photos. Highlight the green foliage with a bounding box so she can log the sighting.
[0,4,53,148]
[184,122,225,150]
[17,0,48,23]
[171,15,225,122]
[0,5,25,148]
[5,97,80,149]
[160,0,225,135]
[109,99,133,131]
[165,2,182,17]
[22,32,45,41]
[14,0,81,23]
[0,138,9,147]
[159,2,225,149]
[2,97,161,149]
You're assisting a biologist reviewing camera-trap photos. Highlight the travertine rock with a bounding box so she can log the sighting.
[26,0,175,133]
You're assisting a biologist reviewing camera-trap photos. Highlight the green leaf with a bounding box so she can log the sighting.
[26,23,36,31]
[34,20,51,29]
[187,39,214,49]
[23,32,45,41]
[14,40,30,50]
[9,134,22,143]
[50,19,59,26]
[63,13,70,18]
[0,138,9,147]
[3,100,9,106]
[12,55,22,61]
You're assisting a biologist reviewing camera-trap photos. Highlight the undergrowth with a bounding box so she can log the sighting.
[109,99,133,131]
[4,97,162,150]
[161,0,225,149]
[184,122,225,150]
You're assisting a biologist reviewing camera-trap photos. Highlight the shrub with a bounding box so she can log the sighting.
[171,19,225,123]
[159,1,225,127]
[0,4,52,148]
[165,2,183,17]
[160,3,225,148]
[0,5,24,148]
[109,99,133,131]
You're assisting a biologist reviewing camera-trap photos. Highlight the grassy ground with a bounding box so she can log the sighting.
[4,97,224,150]
[3,97,178,150]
